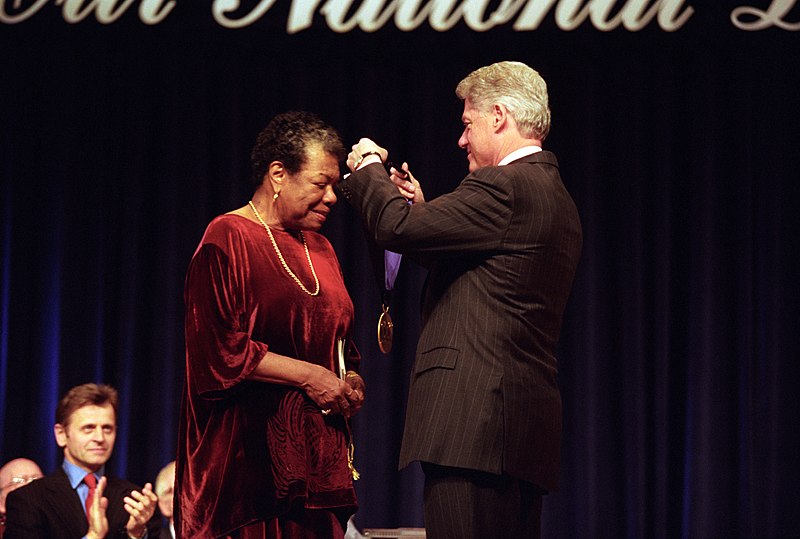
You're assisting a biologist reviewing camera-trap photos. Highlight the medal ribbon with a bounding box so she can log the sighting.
[368,165,410,353]
[384,250,402,294]
[337,338,360,480]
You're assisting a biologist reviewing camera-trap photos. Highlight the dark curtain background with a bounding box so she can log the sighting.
[2,2,798,537]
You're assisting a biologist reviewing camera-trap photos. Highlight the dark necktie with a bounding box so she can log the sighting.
[83,473,97,521]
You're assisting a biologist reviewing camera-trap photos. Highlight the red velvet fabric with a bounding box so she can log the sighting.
[176,215,360,538]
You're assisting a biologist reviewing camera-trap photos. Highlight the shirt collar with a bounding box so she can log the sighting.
[498,145,542,166]
[62,459,104,489]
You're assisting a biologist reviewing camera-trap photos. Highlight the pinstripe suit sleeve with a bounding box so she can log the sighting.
[338,162,514,256]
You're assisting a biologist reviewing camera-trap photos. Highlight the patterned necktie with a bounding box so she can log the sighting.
[83,473,97,521]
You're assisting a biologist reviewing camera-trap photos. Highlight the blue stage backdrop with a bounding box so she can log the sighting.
[2,1,799,537]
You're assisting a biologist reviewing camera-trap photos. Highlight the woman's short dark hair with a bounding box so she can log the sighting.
[55,383,119,427]
[250,111,345,189]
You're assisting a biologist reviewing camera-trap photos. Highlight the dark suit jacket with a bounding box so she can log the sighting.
[4,467,161,539]
[338,152,582,491]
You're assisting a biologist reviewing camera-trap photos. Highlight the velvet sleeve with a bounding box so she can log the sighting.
[184,240,269,400]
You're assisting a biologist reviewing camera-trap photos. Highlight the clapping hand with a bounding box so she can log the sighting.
[86,476,109,539]
[124,482,158,538]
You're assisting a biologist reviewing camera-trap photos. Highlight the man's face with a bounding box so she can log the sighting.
[54,403,116,473]
[458,98,496,172]
[157,466,175,520]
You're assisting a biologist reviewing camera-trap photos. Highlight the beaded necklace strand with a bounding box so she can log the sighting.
[248,200,320,296]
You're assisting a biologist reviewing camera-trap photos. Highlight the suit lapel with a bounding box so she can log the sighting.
[46,468,88,537]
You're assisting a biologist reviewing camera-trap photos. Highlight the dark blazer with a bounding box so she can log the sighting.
[338,152,582,491]
[4,467,161,539]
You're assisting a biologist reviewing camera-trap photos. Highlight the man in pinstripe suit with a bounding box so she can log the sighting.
[339,61,582,538]
[4,383,160,539]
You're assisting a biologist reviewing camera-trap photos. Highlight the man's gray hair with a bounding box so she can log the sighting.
[456,61,551,141]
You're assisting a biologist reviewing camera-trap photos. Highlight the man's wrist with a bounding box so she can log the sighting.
[354,151,383,170]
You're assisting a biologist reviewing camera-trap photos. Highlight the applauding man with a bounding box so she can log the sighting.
[4,383,160,539]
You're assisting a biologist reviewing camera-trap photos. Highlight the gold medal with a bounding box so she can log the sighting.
[377,304,394,354]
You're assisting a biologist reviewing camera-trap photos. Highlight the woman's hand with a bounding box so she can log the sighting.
[248,351,365,418]
[344,371,366,416]
[302,364,358,418]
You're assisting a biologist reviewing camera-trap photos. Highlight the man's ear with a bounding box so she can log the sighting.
[492,103,509,132]
[54,423,67,448]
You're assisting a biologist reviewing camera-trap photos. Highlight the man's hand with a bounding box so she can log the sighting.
[347,138,388,171]
[86,476,109,539]
[124,482,157,538]
[390,162,425,203]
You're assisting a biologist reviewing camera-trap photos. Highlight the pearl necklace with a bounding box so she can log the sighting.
[248,200,320,296]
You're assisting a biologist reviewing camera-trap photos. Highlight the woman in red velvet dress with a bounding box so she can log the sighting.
[175,111,366,538]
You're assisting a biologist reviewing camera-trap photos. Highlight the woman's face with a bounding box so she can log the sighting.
[275,145,340,231]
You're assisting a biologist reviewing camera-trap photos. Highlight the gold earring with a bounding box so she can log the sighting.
[273,191,280,201]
